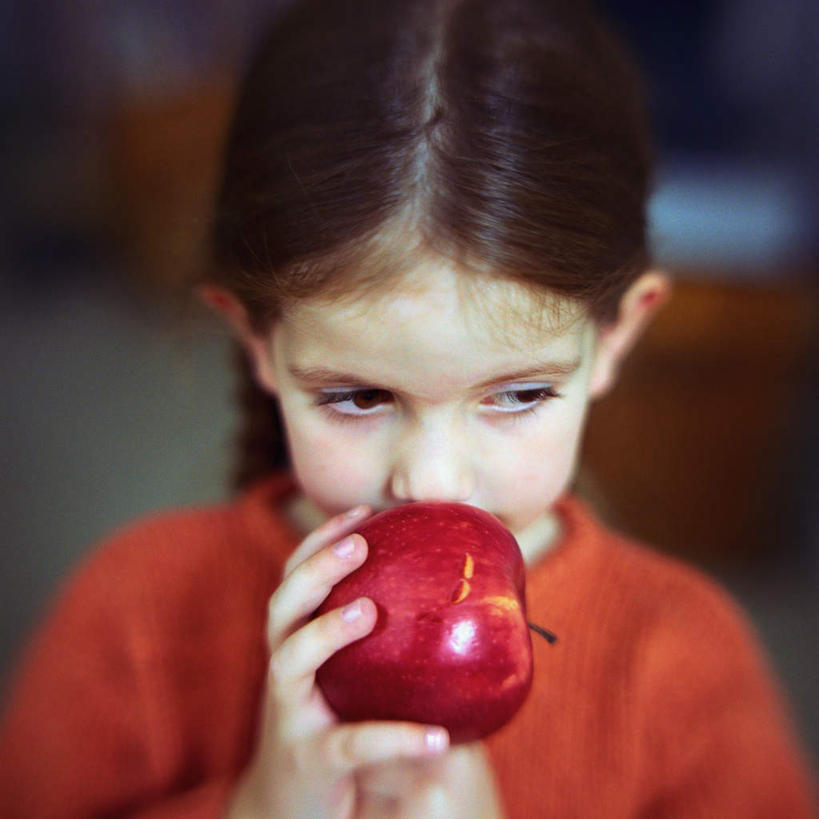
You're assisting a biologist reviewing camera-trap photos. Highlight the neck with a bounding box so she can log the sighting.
[514,511,562,566]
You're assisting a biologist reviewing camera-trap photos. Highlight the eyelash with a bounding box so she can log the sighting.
[315,389,391,422]
[491,386,560,412]
[314,385,561,422]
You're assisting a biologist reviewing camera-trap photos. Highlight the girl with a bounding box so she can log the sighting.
[1,0,815,816]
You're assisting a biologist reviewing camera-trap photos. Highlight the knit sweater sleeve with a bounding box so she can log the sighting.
[0,509,265,819]
[0,547,177,817]
[633,568,816,817]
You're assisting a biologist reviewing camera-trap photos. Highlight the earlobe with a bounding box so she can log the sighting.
[197,284,279,394]
[589,271,671,398]
[247,340,279,394]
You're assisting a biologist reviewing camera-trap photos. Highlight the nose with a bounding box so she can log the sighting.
[389,413,475,504]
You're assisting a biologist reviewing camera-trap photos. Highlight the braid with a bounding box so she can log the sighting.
[231,343,290,490]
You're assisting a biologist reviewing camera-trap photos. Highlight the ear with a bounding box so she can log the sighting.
[589,271,671,398]
[197,285,278,393]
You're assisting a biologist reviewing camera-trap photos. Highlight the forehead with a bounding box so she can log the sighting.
[275,263,594,399]
[281,261,589,353]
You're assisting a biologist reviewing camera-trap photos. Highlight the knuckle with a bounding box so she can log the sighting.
[418,781,449,812]
[313,609,347,647]
[283,545,313,578]
[266,588,285,631]
[286,554,319,597]
[267,647,292,693]
[326,727,359,770]
[282,554,299,576]
[309,609,332,639]
[284,731,312,772]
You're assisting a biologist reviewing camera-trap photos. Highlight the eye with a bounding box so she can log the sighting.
[316,388,394,416]
[483,384,560,414]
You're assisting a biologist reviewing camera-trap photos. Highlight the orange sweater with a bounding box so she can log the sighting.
[0,475,815,817]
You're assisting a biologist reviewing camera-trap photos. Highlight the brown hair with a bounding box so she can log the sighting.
[205,0,654,487]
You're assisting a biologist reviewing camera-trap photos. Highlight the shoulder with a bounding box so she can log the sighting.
[555,494,755,627]
[67,502,245,607]
[32,475,301,648]
[85,473,295,575]
[543,496,782,697]
[542,495,752,621]
[599,525,765,674]
[557,497,801,735]
[79,501,239,581]
[549,499,814,800]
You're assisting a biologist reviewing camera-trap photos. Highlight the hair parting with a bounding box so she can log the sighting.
[203,0,654,485]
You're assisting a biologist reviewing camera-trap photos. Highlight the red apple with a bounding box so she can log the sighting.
[315,502,534,743]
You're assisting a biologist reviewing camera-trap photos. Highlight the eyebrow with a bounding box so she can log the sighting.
[288,357,582,389]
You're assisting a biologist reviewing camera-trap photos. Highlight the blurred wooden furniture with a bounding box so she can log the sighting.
[105,78,234,292]
[581,277,818,567]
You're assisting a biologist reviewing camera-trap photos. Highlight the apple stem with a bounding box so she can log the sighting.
[528,621,558,644]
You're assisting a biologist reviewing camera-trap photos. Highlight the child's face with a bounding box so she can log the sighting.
[255,261,611,546]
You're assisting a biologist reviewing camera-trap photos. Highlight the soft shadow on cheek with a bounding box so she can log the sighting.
[291,425,371,484]
[504,416,582,486]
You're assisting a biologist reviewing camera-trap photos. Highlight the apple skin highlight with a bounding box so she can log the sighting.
[315,503,534,743]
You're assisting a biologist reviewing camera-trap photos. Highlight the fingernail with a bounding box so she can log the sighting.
[333,535,357,559]
[345,505,367,519]
[424,727,448,753]
[341,599,363,622]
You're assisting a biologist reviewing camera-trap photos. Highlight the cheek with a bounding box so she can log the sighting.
[488,433,574,492]
[284,417,386,512]
[484,403,588,507]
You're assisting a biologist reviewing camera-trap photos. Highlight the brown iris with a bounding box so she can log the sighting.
[353,389,391,409]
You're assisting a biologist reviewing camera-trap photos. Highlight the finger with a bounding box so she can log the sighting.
[270,596,378,708]
[283,504,371,577]
[359,742,499,819]
[267,532,368,649]
[320,722,449,776]
[357,758,435,803]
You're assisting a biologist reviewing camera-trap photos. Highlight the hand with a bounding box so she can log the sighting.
[224,506,453,819]
[356,741,506,818]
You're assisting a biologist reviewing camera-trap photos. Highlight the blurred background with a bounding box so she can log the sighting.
[1,0,817,766]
